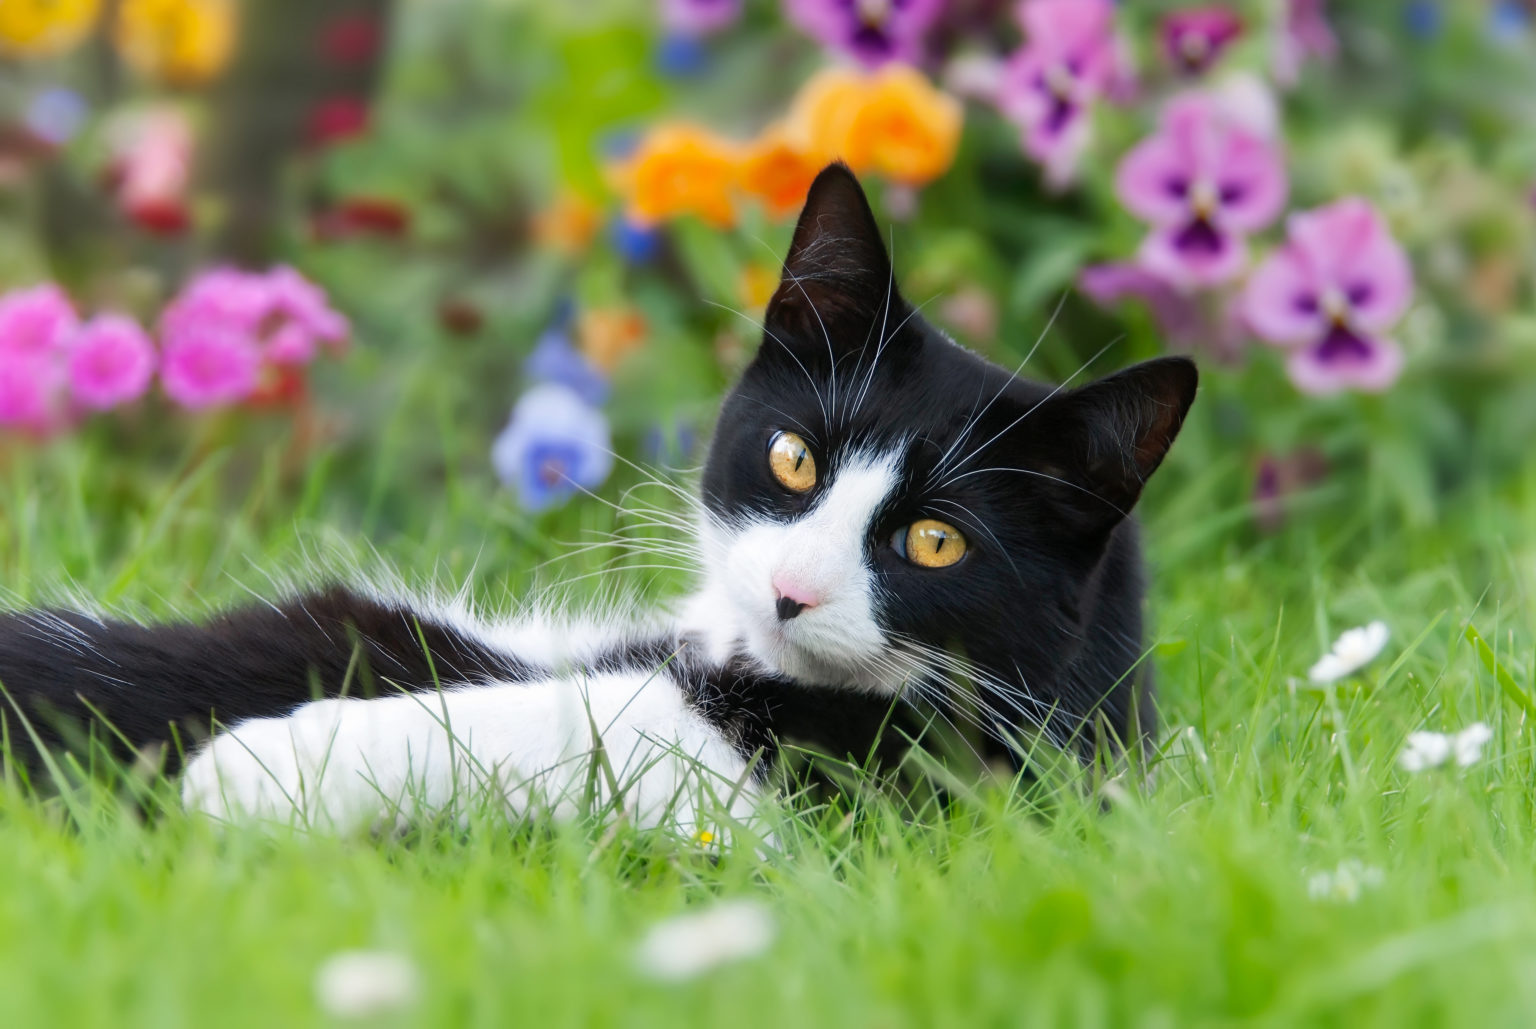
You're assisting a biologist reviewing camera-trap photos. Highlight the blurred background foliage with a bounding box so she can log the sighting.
[1,0,1534,573]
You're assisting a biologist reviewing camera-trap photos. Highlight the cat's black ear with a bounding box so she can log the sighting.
[765,162,899,339]
[1027,357,1198,528]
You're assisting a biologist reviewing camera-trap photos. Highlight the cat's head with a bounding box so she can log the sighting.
[691,164,1195,741]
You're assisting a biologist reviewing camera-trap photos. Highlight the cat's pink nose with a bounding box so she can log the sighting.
[772,576,821,621]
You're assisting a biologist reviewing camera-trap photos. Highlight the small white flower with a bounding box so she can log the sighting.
[315,950,421,1019]
[1308,621,1390,684]
[1306,860,1384,903]
[1399,722,1494,772]
[634,899,776,982]
[1453,722,1494,766]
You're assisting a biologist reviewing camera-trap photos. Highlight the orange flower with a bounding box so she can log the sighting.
[532,189,602,255]
[738,126,824,219]
[786,66,876,171]
[848,66,963,186]
[786,65,962,187]
[578,307,648,372]
[615,124,741,229]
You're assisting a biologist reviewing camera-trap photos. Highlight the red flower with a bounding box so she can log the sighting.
[307,97,370,147]
[311,197,411,241]
[126,196,191,236]
[319,15,382,65]
[437,298,484,337]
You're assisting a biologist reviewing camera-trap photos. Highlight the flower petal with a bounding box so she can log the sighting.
[1138,222,1248,289]
[1244,245,1325,346]
[1286,331,1404,395]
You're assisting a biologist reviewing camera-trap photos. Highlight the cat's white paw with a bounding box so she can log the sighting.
[181,699,364,828]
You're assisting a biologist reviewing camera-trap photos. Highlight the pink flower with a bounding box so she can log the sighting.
[1274,0,1336,87]
[1079,261,1245,358]
[1244,198,1412,394]
[0,284,77,358]
[0,353,64,429]
[162,266,349,375]
[998,0,1129,188]
[160,325,261,409]
[1161,6,1244,76]
[1115,94,1287,288]
[785,0,943,69]
[662,0,742,36]
[66,315,157,410]
[105,107,193,237]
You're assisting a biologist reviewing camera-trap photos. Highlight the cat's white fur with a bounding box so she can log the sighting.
[180,453,906,833]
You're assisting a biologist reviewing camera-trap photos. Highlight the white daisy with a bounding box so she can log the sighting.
[315,950,421,1019]
[1306,860,1384,903]
[1308,621,1390,684]
[634,899,776,981]
[1399,722,1494,772]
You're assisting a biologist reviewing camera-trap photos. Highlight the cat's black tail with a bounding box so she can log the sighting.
[0,586,531,780]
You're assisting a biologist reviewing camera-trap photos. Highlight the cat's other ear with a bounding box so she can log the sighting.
[765,162,899,340]
[1027,357,1198,529]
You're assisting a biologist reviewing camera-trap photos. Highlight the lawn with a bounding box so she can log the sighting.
[4,400,1536,1027]
[5,1,1536,1025]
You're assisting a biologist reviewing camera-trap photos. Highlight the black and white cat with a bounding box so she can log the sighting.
[0,165,1196,833]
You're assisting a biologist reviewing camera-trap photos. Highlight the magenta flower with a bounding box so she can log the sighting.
[0,284,77,358]
[661,0,742,36]
[66,315,157,410]
[1274,0,1336,87]
[160,325,261,409]
[1244,198,1412,394]
[784,0,943,68]
[0,354,64,430]
[997,0,1128,188]
[1079,261,1245,358]
[1115,94,1287,288]
[1161,6,1244,76]
[162,266,349,374]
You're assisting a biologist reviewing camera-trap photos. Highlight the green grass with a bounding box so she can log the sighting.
[5,412,1536,1028]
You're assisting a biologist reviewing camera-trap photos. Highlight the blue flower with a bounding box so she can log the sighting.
[655,33,709,77]
[1404,1,1441,39]
[524,325,608,406]
[612,217,661,264]
[25,88,88,145]
[492,384,614,511]
[1489,0,1530,42]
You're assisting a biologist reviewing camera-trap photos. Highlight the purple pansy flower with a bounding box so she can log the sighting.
[1161,6,1244,76]
[1115,94,1287,288]
[784,0,943,68]
[1079,261,1245,358]
[1273,0,1336,87]
[492,383,614,511]
[525,325,609,407]
[997,0,1128,188]
[661,0,742,36]
[1243,198,1412,394]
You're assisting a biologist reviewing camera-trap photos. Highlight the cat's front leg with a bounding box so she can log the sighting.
[181,672,759,835]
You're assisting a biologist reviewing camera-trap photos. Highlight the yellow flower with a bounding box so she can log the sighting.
[786,64,962,187]
[615,123,742,229]
[116,0,236,86]
[578,307,647,372]
[738,126,824,220]
[0,0,100,59]
[737,262,779,313]
[532,190,602,255]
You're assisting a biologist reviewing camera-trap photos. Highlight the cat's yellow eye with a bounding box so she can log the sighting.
[768,431,817,493]
[900,519,967,569]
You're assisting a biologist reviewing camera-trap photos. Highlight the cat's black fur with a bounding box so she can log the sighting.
[0,163,1195,785]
